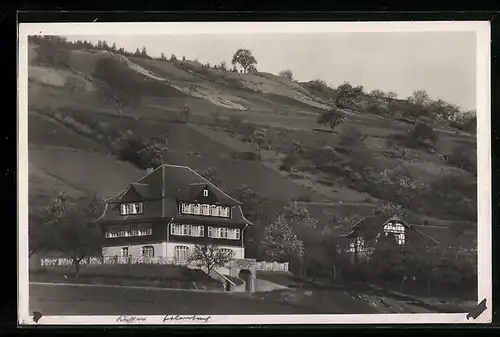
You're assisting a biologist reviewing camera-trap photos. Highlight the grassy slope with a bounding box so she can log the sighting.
[27,45,476,233]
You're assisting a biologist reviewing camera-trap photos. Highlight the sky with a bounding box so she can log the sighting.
[66,32,477,111]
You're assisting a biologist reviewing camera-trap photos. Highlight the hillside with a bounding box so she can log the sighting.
[27,38,477,249]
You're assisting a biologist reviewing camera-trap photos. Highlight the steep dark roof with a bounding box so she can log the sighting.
[107,164,242,205]
[96,164,251,225]
[341,215,441,246]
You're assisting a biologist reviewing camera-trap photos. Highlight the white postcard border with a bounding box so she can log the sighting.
[17,21,492,325]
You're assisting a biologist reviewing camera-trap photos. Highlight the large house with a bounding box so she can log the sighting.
[95,164,254,262]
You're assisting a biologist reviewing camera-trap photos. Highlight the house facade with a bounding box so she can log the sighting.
[94,164,253,262]
[338,215,441,264]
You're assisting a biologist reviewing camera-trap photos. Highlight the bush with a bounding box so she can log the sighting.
[116,132,165,169]
[447,145,477,174]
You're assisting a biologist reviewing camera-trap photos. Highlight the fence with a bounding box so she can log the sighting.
[254,261,289,272]
[40,256,193,267]
[40,256,289,272]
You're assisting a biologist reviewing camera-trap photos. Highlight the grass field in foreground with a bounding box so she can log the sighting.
[30,264,223,290]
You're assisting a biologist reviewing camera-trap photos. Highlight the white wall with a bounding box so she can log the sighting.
[102,242,167,258]
[102,242,244,260]
[165,242,244,260]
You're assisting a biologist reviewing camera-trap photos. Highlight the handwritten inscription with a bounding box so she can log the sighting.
[116,315,148,324]
[163,314,211,323]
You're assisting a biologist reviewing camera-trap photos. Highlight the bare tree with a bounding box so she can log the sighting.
[187,244,235,275]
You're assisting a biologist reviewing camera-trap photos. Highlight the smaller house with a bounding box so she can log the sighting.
[338,215,442,264]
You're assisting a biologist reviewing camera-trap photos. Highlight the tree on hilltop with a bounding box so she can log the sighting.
[231,49,258,74]
[279,69,294,81]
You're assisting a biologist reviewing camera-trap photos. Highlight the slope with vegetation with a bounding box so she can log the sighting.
[28,36,477,303]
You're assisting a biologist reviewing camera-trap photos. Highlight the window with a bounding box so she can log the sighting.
[203,189,209,197]
[105,224,151,238]
[171,224,204,237]
[193,204,201,215]
[220,248,234,257]
[121,247,129,257]
[201,204,210,216]
[181,203,190,214]
[348,237,366,253]
[120,203,143,215]
[208,227,241,240]
[142,246,154,257]
[383,222,406,245]
[174,246,190,261]
[179,203,231,218]
[220,207,230,218]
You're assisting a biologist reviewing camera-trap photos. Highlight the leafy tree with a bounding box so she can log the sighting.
[182,56,186,62]
[279,69,294,81]
[111,43,117,51]
[317,107,346,131]
[386,91,398,101]
[160,52,166,60]
[335,82,364,109]
[261,214,304,263]
[187,244,235,275]
[219,61,227,71]
[409,89,432,108]
[251,129,267,160]
[116,131,165,169]
[247,64,258,73]
[376,201,408,217]
[231,48,258,74]
[134,48,141,56]
[93,57,143,118]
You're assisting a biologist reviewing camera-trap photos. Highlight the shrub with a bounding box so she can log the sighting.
[447,145,477,174]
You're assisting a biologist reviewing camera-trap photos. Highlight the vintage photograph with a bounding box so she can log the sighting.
[18,22,491,324]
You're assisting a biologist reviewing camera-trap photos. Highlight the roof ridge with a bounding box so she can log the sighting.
[413,227,441,245]
[137,165,163,183]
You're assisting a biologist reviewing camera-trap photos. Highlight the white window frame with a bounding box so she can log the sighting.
[193,204,201,215]
[174,245,190,261]
[121,247,129,257]
[207,227,240,240]
[203,189,209,197]
[120,202,143,215]
[142,245,154,257]
[201,204,210,216]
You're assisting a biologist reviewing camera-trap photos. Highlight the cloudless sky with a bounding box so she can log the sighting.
[66,32,477,111]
